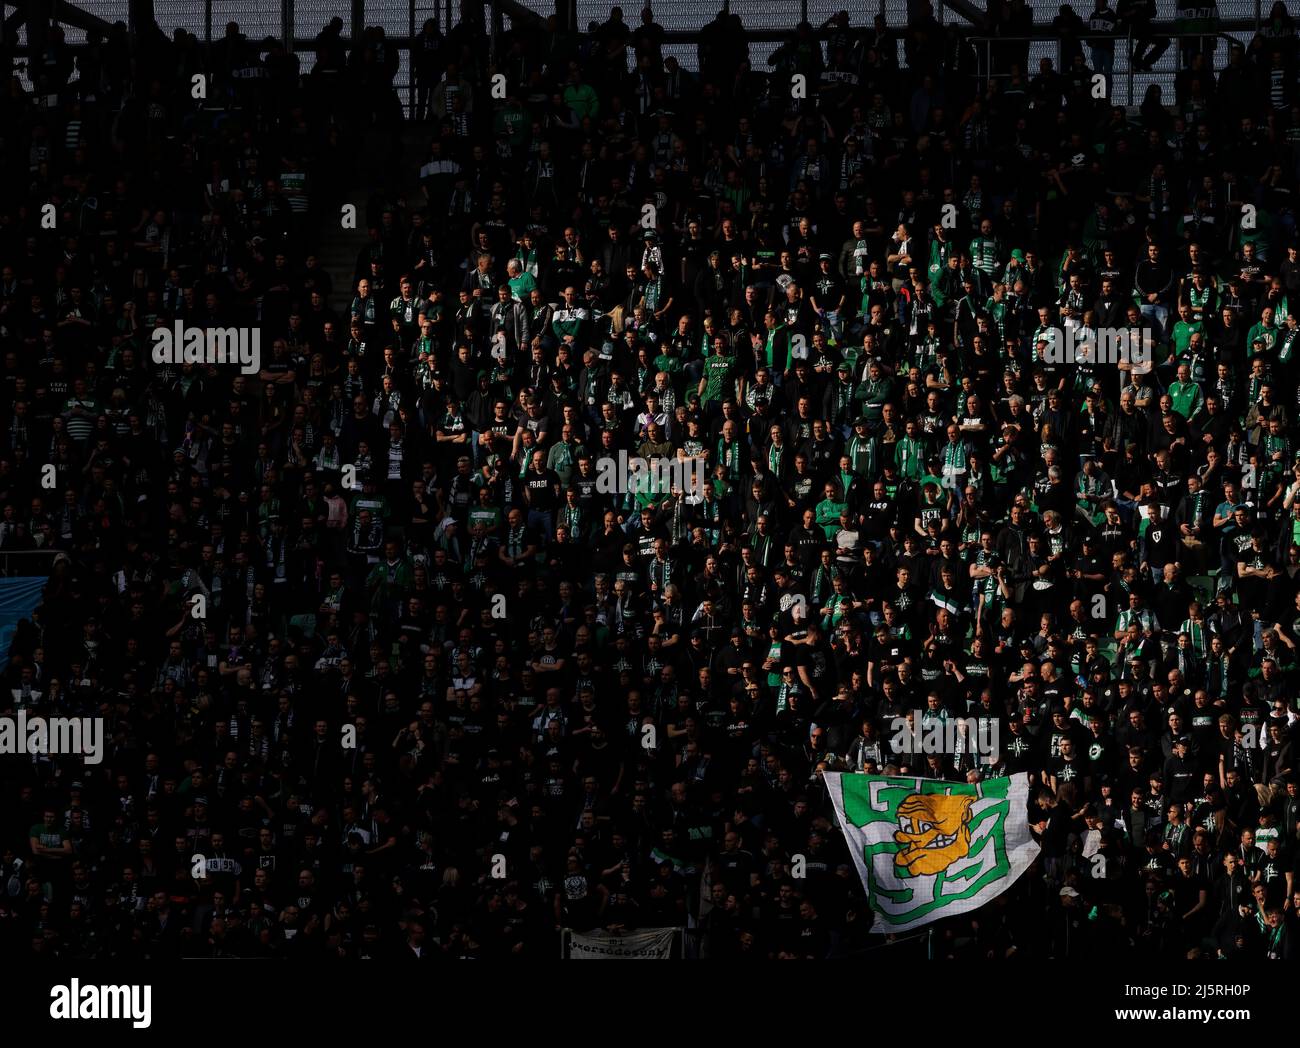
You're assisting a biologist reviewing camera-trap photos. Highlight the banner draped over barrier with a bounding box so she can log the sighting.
[0,577,45,675]
[567,928,677,959]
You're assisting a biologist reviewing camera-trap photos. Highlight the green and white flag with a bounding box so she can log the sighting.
[927,588,960,615]
[826,772,1039,933]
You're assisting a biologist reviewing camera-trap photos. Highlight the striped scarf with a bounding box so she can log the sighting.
[847,434,875,477]
[717,438,741,481]
[649,557,674,591]
[1180,618,1206,657]
[812,565,839,605]
[560,504,584,542]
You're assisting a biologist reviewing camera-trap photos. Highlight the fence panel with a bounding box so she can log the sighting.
[0,0,1271,107]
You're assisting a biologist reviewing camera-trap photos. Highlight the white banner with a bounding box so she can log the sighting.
[826,772,1040,934]
[567,928,677,960]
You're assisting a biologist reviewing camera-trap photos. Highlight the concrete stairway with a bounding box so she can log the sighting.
[314,121,435,311]
[316,187,369,311]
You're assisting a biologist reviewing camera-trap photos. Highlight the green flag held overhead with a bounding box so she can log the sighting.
[825,772,1040,934]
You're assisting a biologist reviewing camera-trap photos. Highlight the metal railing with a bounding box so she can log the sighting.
[0,550,60,578]
[0,0,1286,116]
[968,27,1259,108]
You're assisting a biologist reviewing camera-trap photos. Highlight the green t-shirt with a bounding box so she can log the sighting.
[469,506,501,532]
[654,352,682,374]
[701,355,735,405]
[1172,319,1202,356]
[562,83,599,119]
[1247,321,1277,357]
[816,498,847,538]
[508,272,537,301]
[494,103,529,146]
[29,824,67,852]
[1168,379,1203,420]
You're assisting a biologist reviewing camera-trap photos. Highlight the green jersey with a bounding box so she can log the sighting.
[508,271,537,301]
[701,355,735,405]
[1172,319,1202,356]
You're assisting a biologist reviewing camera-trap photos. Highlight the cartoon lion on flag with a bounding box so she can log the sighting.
[892,792,976,876]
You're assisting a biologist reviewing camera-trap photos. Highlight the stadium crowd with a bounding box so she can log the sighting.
[1,0,1300,960]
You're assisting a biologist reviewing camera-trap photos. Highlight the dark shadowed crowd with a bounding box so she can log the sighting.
[1,0,1300,960]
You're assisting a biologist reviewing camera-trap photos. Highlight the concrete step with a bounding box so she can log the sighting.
[312,121,440,310]
[317,188,370,311]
